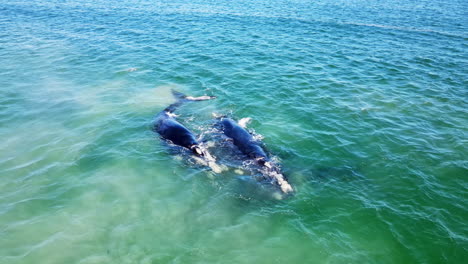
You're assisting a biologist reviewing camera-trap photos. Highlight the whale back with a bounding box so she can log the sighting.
[155,113,198,149]
[220,118,267,160]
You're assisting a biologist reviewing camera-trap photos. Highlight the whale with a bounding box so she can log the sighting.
[217,117,294,194]
[153,90,221,172]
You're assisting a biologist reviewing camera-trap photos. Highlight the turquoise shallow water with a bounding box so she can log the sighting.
[1,0,467,263]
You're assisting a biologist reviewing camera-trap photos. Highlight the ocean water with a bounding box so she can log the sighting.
[0,0,467,263]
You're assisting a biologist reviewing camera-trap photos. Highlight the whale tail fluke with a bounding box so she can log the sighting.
[171,89,188,101]
[164,89,216,113]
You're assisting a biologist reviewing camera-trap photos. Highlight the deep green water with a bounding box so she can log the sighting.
[1,0,467,263]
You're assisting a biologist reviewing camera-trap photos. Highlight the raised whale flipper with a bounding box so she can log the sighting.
[164,89,216,113]
[172,89,216,102]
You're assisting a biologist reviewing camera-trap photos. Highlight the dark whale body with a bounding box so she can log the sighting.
[218,117,294,194]
[153,90,215,156]
[151,90,292,193]
[155,112,198,151]
[220,118,267,161]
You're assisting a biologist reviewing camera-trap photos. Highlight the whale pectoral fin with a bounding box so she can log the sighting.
[238,117,252,128]
[186,95,216,101]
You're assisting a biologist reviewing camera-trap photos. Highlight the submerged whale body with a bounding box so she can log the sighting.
[218,118,294,194]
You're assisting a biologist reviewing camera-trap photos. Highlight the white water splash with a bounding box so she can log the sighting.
[238,117,252,128]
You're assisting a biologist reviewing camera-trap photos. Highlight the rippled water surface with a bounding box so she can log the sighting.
[1,0,467,263]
